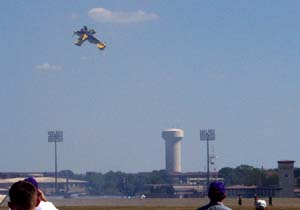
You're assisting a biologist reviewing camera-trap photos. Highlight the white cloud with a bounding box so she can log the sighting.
[35,63,62,71]
[88,8,159,23]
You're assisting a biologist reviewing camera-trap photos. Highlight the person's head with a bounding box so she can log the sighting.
[255,199,267,210]
[24,176,42,205]
[8,181,37,210]
[208,182,226,202]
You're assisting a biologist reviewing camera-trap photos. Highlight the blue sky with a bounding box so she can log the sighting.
[1,1,300,173]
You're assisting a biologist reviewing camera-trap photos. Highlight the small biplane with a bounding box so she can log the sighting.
[73,26,106,50]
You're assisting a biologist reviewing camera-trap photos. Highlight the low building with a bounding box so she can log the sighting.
[173,184,205,197]
[0,176,88,195]
[226,185,281,197]
[169,171,223,185]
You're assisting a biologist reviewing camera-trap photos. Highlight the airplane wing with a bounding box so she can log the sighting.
[74,34,89,46]
[74,38,86,46]
[88,35,106,50]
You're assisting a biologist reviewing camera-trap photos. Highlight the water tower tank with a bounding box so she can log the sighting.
[162,128,184,173]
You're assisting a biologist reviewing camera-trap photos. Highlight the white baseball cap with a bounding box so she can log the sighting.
[255,199,267,209]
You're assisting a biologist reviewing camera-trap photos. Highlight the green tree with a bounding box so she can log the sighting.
[85,172,104,195]
[219,165,276,187]
[103,171,125,195]
[218,167,236,185]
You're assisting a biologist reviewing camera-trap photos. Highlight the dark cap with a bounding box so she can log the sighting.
[24,177,39,189]
[208,182,226,200]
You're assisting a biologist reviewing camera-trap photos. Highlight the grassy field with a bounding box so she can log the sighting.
[1,197,300,210]
[53,207,300,210]
[1,206,298,210]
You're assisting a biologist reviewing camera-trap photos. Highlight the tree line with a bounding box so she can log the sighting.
[60,165,300,196]
[61,169,173,196]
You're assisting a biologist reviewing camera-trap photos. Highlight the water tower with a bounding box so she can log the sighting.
[162,128,184,173]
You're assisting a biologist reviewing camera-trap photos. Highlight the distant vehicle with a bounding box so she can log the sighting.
[63,192,87,199]
[73,26,106,50]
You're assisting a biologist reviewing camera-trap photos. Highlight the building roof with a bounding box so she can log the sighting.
[226,185,258,190]
[226,185,281,190]
[0,177,87,184]
[169,171,219,177]
[173,184,204,191]
[277,160,295,163]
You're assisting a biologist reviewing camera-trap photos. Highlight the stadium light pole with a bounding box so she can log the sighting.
[48,131,63,195]
[200,129,215,193]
